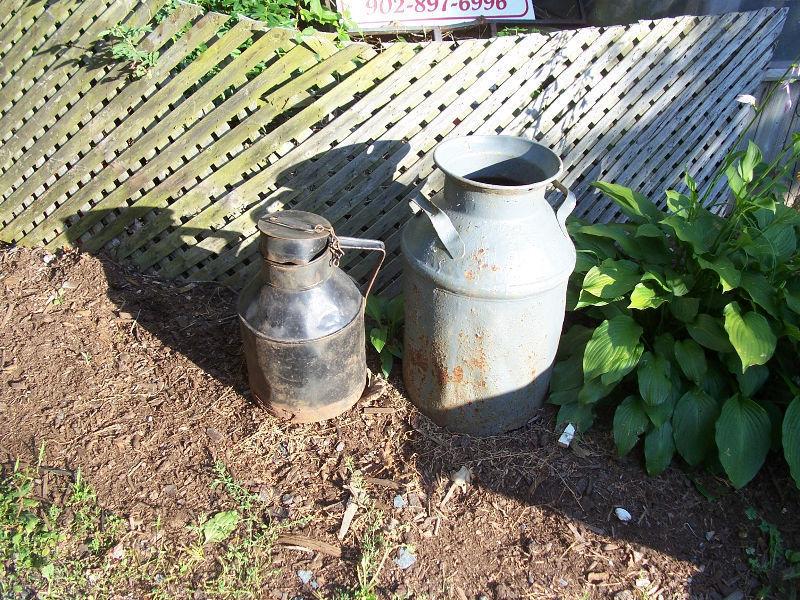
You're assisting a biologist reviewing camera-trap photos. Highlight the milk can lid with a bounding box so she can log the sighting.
[257,211,332,265]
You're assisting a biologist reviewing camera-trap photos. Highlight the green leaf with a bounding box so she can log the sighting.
[674,339,707,385]
[726,162,746,199]
[557,325,593,359]
[653,333,676,362]
[664,270,693,297]
[644,422,675,475]
[370,327,387,353]
[661,214,709,254]
[387,296,404,323]
[556,402,594,433]
[722,302,777,370]
[578,378,616,405]
[715,396,771,488]
[687,314,734,352]
[583,316,644,385]
[665,189,692,217]
[670,296,700,323]
[574,289,614,309]
[785,288,800,315]
[613,396,650,456]
[365,296,385,323]
[739,271,779,318]
[696,255,741,292]
[736,364,769,397]
[783,397,800,488]
[592,181,663,224]
[549,354,583,393]
[700,362,729,399]
[628,282,667,310]
[202,511,239,544]
[638,352,672,406]
[581,259,641,299]
[739,140,763,183]
[643,389,677,426]
[380,350,394,378]
[636,223,664,237]
[672,389,719,466]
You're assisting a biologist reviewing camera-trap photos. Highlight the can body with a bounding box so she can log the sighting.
[402,136,576,435]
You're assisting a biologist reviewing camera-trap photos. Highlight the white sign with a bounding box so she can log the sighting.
[339,0,534,28]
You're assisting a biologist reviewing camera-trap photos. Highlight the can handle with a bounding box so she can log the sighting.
[408,191,465,259]
[552,180,576,235]
[337,236,386,301]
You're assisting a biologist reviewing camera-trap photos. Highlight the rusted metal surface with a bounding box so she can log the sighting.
[238,211,384,423]
[402,136,576,435]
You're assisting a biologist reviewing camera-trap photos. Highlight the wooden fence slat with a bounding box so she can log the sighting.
[18,18,265,245]
[0,6,785,294]
[85,41,416,257]
[0,5,217,238]
[0,1,46,61]
[57,38,358,254]
[43,28,303,249]
[0,0,165,169]
[0,0,106,113]
[136,39,490,273]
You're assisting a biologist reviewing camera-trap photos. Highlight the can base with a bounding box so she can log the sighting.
[252,383,365,423]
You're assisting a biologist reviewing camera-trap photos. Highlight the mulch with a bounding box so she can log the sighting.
[1,245,798,599]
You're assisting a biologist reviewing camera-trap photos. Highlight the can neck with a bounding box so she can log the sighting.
[440,177,548,218]
[262,251,334,290]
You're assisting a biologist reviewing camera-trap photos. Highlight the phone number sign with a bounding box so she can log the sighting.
[339,0,534,28]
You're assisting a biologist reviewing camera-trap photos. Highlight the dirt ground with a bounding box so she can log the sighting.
[1,246,798,599]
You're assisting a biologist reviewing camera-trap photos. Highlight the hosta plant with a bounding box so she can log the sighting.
[550,139,800,489]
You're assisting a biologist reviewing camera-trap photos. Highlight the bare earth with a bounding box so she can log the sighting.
[0,246,798,599]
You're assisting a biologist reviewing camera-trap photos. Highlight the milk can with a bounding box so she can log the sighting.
[402,136,576,435]
[238,210,385,422]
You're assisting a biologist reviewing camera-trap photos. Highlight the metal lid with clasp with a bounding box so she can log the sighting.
[258,211,342,266]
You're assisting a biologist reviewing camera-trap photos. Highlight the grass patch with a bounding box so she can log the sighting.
[0,455,310,599]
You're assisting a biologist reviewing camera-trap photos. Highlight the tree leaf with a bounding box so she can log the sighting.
[370,327,387,353]
[202,511,239,544]
[628,282,667,310]
[637,352,672,406]
[783,397,800,489]
[669,297,700,323]
[672,389,719,466]
[583,316,644,385]
[582,259,641,299]
[723,302,777,370]
[696,255,741,292]
[643,388,677,426]
[735,363,769,397]
[613,396,650,456]
[644,422,675,475]
[674,339,707,385]
[592,181,663,224]
[556,402,594,433]
[687,314,734,352]
[715,396,771,488]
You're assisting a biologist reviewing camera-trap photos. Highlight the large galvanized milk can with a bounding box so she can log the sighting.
[402,136,576,435]
[238,210,385,422]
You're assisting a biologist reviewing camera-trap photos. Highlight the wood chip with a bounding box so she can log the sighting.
[275,534,342,558]
[362,407,395,415]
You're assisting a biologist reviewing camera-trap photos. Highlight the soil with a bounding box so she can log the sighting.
[1,245,798,599]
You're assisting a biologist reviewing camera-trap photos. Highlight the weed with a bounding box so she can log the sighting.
[744,507,800,599]
[99,24,159,78]
[366,295,404,377]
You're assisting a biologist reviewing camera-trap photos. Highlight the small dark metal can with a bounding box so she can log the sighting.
[238,211,385,422]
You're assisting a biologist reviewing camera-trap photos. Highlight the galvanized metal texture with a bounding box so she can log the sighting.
[402,135,576,435]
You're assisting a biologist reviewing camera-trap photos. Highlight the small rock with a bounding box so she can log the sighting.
[296,570,314,586]
[635,577,651,588]
[558,578,568,587]
[108,542,125,560]
[61,280,78,290]
[705,530,715,541]
[42,253,56,265]
[163,484,177,497]
[494,583,513,599]
[205,427,223,443]
[335,441,345,452]
[615,507,632,522]
[587,572,609,584]
[393,494,407,509]
[393,547,417,570]
[281,494,294,505]
[614,591,635,600]
[131,434,141,450]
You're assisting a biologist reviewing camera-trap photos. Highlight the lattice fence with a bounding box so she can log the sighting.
[0,1,786,295]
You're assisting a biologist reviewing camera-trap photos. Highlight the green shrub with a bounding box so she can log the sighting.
[550,138,800,489]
